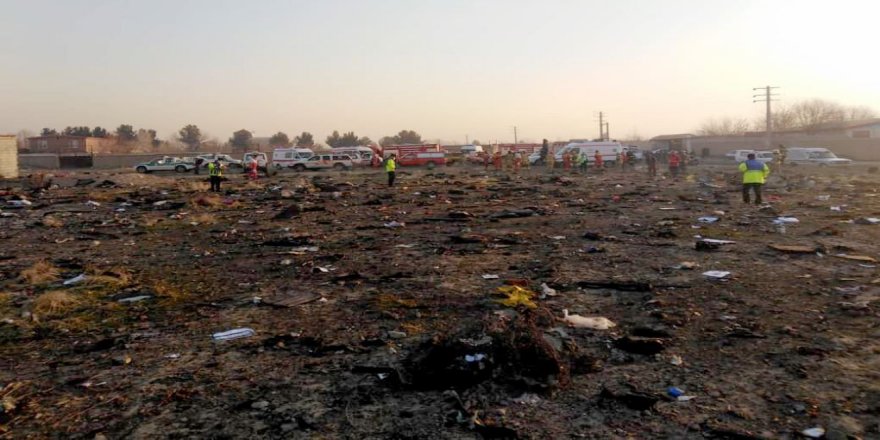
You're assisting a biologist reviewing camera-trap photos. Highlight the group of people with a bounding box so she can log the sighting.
[482,151,531,173]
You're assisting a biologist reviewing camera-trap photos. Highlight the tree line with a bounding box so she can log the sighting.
[697,98,877,136]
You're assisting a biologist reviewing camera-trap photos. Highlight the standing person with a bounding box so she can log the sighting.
[679,151,689,175]
[626,150,636,170]
[371,152,381,168]
[194,157,204,175]
[504,151,514,172]
[208,160,223,192]
[562,151,572,172]
[646,151,658,177]
[578,151,589,174]
[539,139,549,165]
[546,148,555,171]
[385,154,397,187]
[777,144,787,169]
[513,152,522,174]
[668,151,681,178]
[739,153,770,205]
[594,151,603,171]
[247,156,259,180]
[493,151,502,171]
[483,152,491,171]
[616,152,623,171]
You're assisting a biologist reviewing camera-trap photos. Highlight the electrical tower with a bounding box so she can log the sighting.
[753,86,779,147]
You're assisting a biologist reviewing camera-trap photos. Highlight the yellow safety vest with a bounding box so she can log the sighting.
[385,159,396,172]
[738,160,769,184]
[208,163,222,177]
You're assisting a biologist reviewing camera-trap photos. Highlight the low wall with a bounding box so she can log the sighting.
[688,135,880,160]
[19,154,60,169]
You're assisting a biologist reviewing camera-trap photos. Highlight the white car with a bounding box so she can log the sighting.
[135,157,194,173]
[787,147,852,165]
[291,153,354,171]
[196,153,242,169]
[734,150,775,163]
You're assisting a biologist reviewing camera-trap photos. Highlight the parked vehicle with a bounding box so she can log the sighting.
[623,145,644,161]
[460,144,483,156]
[733,150,775,163]
[726,149,757,160]
[272,148,315,169]
[196,153,242,169]
[134,157,194,173]
[554,142,624,165]
[331,146,374,166]
[291,153,354,171]
[786,147,852,165]
[383,144,447,168]
[396,151,447,168]
[243,152,269,168]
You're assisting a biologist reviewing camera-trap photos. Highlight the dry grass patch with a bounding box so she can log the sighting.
[140,214,165,228]
[189,213,217,225]
[41,216,64,228]
[32,291,80,318]
[83,266,134,289]
[19,261,60,285]
[178,180,210,193]
[152,281,189,304]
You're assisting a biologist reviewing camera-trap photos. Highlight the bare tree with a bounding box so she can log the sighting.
[847,105,876,121]
[697,117,751,136]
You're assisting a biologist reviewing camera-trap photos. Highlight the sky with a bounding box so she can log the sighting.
[1,0,878,144]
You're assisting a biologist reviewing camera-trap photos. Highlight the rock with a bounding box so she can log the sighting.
[281,423,296,432]
[251,400,270,411]
[388,330,407,339]
[825,415,863,440]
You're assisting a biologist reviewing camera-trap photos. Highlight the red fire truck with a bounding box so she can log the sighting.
[382,144,447,169]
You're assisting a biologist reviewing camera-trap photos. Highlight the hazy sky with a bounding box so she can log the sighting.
[2,0,878,144]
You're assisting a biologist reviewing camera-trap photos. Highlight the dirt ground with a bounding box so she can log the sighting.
[1,162,879,439]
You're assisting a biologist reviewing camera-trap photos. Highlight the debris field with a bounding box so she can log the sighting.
[1,165,879,439]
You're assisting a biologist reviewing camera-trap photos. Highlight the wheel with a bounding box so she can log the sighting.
[293,164,306,172]
[333,163,345,170]
[426,162,436,170]
[136,166,147,173]
[175,165,187,173]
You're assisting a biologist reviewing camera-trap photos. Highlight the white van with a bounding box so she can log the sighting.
[273,148,315,169]
[554,142,624,164]
[331,146,374,166]
[787,147,852,165]
[460,144,483,156]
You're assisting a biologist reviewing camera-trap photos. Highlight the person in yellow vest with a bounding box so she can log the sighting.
[208,160,223,192]
[738,153,770,205]
[385,154,397,187]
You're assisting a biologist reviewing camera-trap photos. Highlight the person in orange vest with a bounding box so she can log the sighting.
[371,152,381,168]
[492,151,502,171]
[594,151,603,171]
[247,156,259,180]
[482,152,491,171]
[513,152,522,173]
[562,151,572,171]
[668,151,681,178]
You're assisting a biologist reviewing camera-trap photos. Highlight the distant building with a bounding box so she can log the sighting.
[650,134,695,152]
[0,135,17,178]
[25,135,114,154]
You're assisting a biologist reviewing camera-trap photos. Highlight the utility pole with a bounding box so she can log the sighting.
[594,112,607,140]
[513,126,518,144]
[753,86,779,148]
[604,122,610,141]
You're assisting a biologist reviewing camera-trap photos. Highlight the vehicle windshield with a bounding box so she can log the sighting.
[808,151,836,159]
